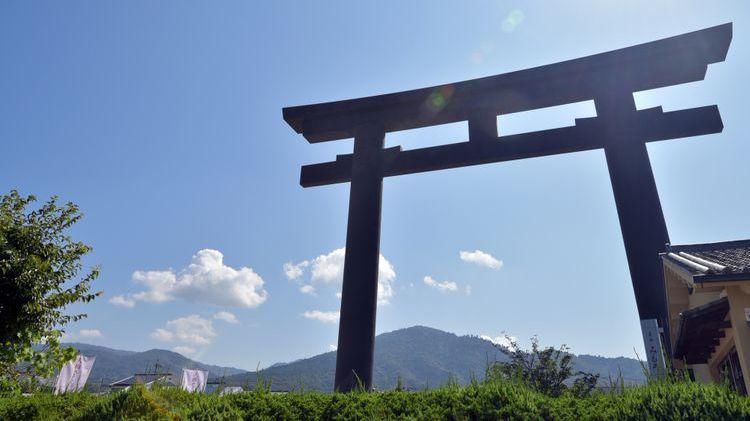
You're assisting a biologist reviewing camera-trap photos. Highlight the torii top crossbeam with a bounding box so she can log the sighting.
[282,23,732,392]
[285,23,729,142]
[286,23,729,187]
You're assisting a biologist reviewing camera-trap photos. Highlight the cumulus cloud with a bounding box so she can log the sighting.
[329,344,337,351]
[213,311,238,324]
[302,310,340,324]
[79,329,103,338]
[151,315,216,346]
[465,285,472,296]
[423,276,458,292]
[108,295,136,308]
[130,249,267,308]
[172,346,197,357]
[286,248,396,304]
[480,334,518,349]
[61,329,103,341]
[283,261,309,280]
[300,285,316,295]
[459,250,503,270]
[151,328,174,342]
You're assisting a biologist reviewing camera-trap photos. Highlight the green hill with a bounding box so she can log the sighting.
[64,326,645,391]
[223,326,646,391]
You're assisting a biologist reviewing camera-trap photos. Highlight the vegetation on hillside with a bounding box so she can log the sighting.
[223,326,645,391]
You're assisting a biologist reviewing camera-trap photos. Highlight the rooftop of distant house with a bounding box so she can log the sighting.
[109,373,174,388]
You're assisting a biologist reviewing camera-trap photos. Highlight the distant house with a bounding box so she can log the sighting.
[662,239,750,394]
[109,373,177,392]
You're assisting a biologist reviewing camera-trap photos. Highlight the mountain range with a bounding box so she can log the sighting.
[66,325,646,391]
[61,342,246,388]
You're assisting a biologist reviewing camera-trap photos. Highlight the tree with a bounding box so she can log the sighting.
[0,190,100,383]
[485,336,599,397]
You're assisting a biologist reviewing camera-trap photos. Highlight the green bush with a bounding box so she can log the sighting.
[0,380,749,420]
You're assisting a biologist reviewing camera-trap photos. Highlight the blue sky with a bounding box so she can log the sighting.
[2,1,749,370]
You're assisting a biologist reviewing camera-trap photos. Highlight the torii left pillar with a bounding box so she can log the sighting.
[334,124,385,392]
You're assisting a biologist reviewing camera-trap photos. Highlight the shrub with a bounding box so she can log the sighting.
[485,336,600,398]
[1,379,749,420]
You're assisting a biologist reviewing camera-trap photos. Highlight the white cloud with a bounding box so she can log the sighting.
[302,310,340,324]
[61,329,103,342]
[132,270,175,303]
[465,285,472,296]
[480,334,518,349]
[294,248,395,304]
[329,344,337,351]
[213,311,238,324]
[79,329,102,338]
[151,328,174,342]
[108,295,136,308]
[151,315,216,346]
[423,276,458,292]
[283,260,309,280]
[172,346,197,357]
[309,249,344,284]
[335,291,342,299]
[300,285,316,295]
[459,250,503,270]
[131,249,267,308]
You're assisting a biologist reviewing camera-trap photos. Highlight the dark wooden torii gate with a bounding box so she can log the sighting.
[283,23,732,392]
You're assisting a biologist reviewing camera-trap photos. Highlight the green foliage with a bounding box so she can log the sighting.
[0,379,748,420]
[0,190,100,381]
[486,336,599,398]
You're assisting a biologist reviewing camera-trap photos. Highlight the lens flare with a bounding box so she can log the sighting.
[424,85,455,114]
[501,9,525,33]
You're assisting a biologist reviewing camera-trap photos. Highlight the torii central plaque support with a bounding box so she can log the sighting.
[283,23,732,392]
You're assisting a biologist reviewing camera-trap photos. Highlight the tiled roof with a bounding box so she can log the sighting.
[109,373,172,387]
[662,239,750,281]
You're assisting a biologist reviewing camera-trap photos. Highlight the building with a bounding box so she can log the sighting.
[109,373,177,392]
[662,239,750,394]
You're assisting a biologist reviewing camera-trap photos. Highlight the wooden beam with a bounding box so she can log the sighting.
[283,24,731,142]
[300,105,722,187]
[685,338,721,348]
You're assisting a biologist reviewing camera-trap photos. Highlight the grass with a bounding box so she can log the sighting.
[1,379,749,420]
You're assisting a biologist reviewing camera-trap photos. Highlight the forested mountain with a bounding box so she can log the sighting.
[223,326,646,391]
[66,326,646,391]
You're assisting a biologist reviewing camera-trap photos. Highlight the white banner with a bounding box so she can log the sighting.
[181,369,208,393]
[54,355,96,394]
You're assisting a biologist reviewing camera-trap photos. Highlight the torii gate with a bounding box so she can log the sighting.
[283,23,732,392]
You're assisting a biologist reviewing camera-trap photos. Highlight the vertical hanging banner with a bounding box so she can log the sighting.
[54,355,96,394]
[641,318,666,378]
[181,369,208,393]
